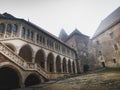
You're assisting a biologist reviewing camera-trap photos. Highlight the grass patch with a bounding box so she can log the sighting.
[99,67,120,73]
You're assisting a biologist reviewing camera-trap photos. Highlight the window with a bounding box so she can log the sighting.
[0,23,5,33]
[36,34,39,41]
[7,24,12,33]
[40,36,42,42]
[43,37,45,44]
[22,27,26,35]
[113,59,116,63]
[26,29,30,38]
[31,31,33,39]
[114,44,118,50]
[109,32,114,39]
[96,40,100,45]
[13,24,18,32]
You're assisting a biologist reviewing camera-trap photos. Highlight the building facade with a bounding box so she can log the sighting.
[91,7,120,68]
[0,13,77,89]
[59,29,90,73]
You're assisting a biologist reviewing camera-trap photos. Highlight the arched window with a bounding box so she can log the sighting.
[7,24,12,33]
[13,24,18,32]
[0,23,5,33]
[22,27,26,35]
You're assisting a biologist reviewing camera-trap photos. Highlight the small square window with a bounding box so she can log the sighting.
[113,59,116,63]
[96,40,100,45]
[114,44,118,50]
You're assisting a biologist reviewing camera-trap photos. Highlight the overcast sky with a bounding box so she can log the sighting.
[0,0,120,37]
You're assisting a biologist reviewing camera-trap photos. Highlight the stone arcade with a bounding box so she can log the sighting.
[0,13,77,89]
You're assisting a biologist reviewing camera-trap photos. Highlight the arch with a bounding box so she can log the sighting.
[63,58,67,73]
[5,43,16,52]
[19,44,33,62]
[72,61,75,73]
[56,55,61,73]
[25,73,41,87]
[0,23,5,33]
[47,53,54,72]
[35,49,45,69]
[0,66,21,89]
[68,60,72,73]
[83,64,89,73]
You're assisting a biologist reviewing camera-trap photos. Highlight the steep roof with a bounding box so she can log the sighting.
[0,12,76,51]
[92,7,120,39]
[59,29,68,42]
[66,28,89,41]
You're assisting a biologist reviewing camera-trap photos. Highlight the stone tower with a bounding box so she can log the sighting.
[59,29,68,42]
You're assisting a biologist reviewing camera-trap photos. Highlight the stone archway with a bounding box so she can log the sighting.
[63,58,67,73]
[25,74,41,87]
[19,45,33,62]
[35,49,45,69]
[68,60,72,73]
[0,66,20,89]
[72,61,75,73]
[56,55,61,73]
[47,53,54,72]
[83,64,89,73]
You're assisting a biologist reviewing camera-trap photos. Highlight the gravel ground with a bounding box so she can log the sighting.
[17,69,120,90]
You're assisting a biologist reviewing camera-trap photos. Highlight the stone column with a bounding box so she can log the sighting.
[74,60,78,74]
[61,61,63,73]
[34,32,37,44]
[18,24,23,38]
[3,23,7,39]
[71,61,73,74]
[66,61,69,73]
[32,56,35,63]
[45,57,47,71]
[54,58,56,73]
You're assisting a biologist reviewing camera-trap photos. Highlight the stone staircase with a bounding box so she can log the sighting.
[0,42,48,79]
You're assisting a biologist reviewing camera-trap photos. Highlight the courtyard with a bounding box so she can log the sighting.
[16,68,120,90]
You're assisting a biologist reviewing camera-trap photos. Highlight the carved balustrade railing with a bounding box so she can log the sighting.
[0,42,48,78]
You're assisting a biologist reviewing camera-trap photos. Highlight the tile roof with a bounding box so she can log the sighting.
[0,12,76,51]
[92,7,120,39]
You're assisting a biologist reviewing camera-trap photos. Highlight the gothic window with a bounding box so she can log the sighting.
[22,27,26,35]
[0,23,5,33]
[7,24,12,33]
[13,24,18,32]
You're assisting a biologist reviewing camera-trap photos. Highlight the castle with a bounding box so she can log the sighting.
[0,6,120,89]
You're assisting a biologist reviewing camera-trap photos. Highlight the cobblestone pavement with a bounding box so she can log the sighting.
[17,70,120,90]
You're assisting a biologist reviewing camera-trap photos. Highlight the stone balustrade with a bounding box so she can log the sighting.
[0,42,48,78]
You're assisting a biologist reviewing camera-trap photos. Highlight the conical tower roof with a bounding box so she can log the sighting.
[59,29,68,42]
